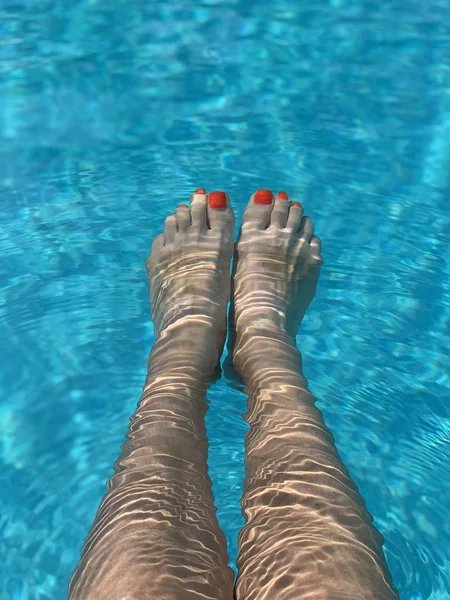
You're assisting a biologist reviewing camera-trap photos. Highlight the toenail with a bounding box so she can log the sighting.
[254,189,273,204]
[278,191,289,200]
[177,204,189,209]
[292,202,302,208]
[195,188,206,194]
[209,191,227,209]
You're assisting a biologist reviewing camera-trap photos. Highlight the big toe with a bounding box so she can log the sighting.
[242,189,274,230]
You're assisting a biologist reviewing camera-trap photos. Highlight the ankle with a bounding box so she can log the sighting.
[150,318,220,374]
[233,305,289,336]
[232,324,300,378]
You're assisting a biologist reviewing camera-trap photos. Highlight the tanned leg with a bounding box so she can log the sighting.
[231,190,398,600]
[68,190,235,600]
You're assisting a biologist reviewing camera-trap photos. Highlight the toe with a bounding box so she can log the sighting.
[190,189,208,232]
[151,233,165,252]
[242,189,274,230]
[146,233,165,272]
[285,201,304,231]
[299,216,314,240]
[207,190,233,229]
[269,191,290,229]
[164,214,177,244]
[310,235,324,264]
[176,204,191,233]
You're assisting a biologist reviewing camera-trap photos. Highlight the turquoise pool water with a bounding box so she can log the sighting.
[1,1,449,598]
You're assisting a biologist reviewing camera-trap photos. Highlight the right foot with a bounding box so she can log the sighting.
[230,189,323,367]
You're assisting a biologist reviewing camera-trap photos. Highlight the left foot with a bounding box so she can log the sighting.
[146,190,234,368]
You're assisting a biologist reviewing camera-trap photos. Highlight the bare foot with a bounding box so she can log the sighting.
[229,193,398,600]
[146,189,234,370]
[69,190,235,600]
[229,189,322,366]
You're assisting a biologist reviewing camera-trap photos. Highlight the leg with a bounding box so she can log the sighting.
[231,190,399,600]
[68,190,235,600]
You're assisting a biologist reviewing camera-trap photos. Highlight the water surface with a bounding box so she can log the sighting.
[0,1,449,598]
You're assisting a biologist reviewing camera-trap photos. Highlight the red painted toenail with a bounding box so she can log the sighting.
[195,188,206,194]
[177,204,189,209]
[254,189,273,204]
[278,191,289,200]
[209,191,227,209]
[292,202,302,208]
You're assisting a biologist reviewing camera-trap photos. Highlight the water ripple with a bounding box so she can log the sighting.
[1,0,450,598]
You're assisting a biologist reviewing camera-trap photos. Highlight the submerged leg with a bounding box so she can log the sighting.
[231,190,398,600]
[68,190,235,600]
